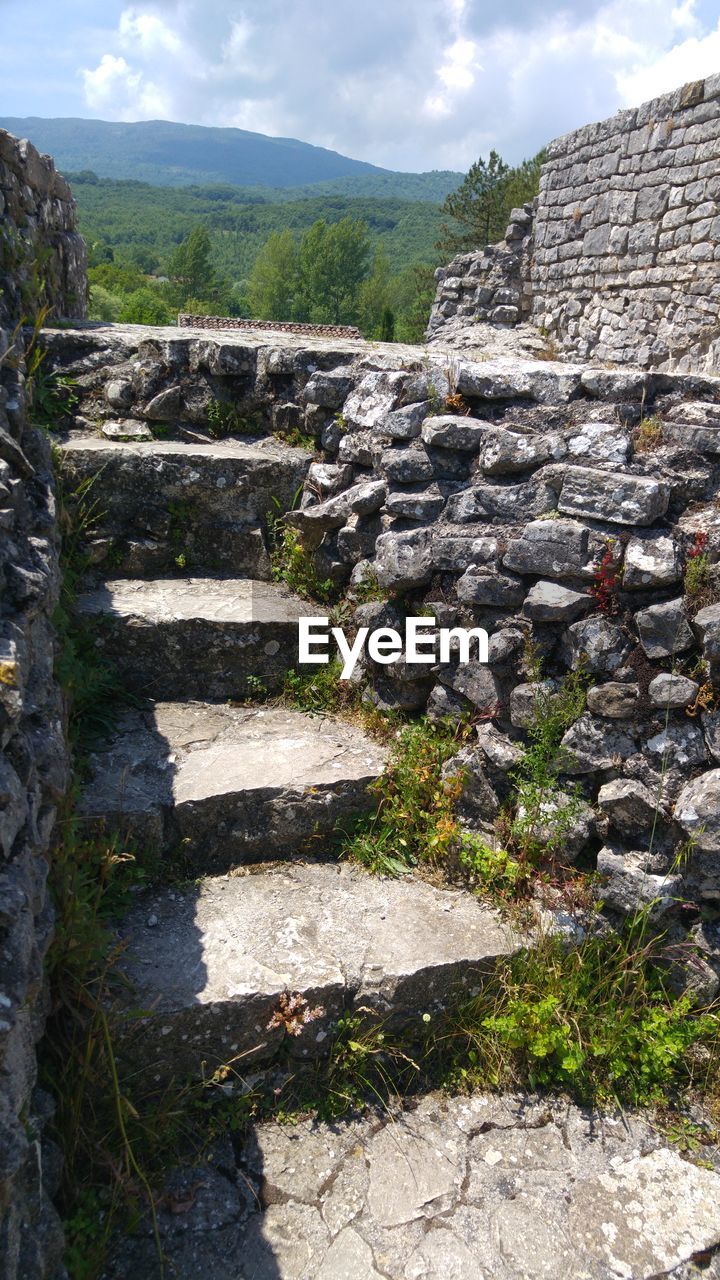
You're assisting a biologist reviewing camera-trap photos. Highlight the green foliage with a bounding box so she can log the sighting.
[466,923,717,1105]
[247,227,298,321]
[271,523,334,602]
[296,217,371,324]
[88,285,123,322]
[509,663,587,859]
[341,719,469,876]
[168,224,215,302]
[457,836,525,897]
[205,400,264,438]
[29,364,79,428]
[437,148,546,254]
[282,659,355,716]
[70,175,444,338]
[118,288,172,326]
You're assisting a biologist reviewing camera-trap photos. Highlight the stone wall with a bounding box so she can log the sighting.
[426,203,535,338]
[43,322,720,1003]
[532,75,720,371]
[0,129,85,1278]
[430,76,720,373]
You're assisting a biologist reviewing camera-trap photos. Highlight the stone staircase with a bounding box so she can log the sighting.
[59,427,519,1090]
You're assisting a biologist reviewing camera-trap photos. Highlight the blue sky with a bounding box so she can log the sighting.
[1,0,720,170]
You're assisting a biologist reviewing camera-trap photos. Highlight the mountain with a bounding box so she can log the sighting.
[0,117,462,200]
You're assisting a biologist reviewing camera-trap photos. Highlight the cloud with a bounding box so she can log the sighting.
[81,51,168,117]
[7,0,717,170]
[616,21,720,105]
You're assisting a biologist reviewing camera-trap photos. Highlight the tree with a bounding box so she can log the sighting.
[436,148,547,256]
[357,244,392,338]
[296,218,371,325]
[119,288,172,325]
[247,228,298,321]
[436,150,511,255]
[390,263,437,343]
[168,225,215,300]
[379,307,395,343]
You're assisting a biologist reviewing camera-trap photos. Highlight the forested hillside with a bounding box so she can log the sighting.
[70,174,444,277]
[0,116,460,198]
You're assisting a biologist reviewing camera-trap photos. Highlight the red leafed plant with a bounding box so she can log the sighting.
[687,530,708,560]
[591,543,621,615]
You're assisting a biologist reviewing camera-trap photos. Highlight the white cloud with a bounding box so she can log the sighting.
[616,23,720,105]
[70,0,720,170]
[81,51,168,118]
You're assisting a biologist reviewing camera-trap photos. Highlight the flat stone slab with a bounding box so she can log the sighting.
[59,435,310,577]
[104,1091,720,1279]
[113,864,518,1081]
[81,702,387,869]
[76,578,315,698]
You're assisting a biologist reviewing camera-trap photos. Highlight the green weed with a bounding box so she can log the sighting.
[206,400,264,438]
[271,523,334,602]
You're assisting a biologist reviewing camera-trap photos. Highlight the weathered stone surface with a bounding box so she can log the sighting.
[81,703,387,868]
[556,466,669,526]
[302,370,354,408]
[104,1093,720,1280]
[76,578,315,698]
[648,672,699,708]
[287,480,386,547]
[113,865,519,1081]
[382,401,430,440]
[503,519,600,581]
[421,415,489,452]
[597,778,662,835]
[60,435,310,576]
[694,602,720,662]
[623,534,682,589]
[456,567,525,607]
[586,682,641,718]
[597,849,682,918]
[481,428,565,475]
[436,662,502,714]
[442,746,500,824]
[522,580,592,622]
[560,714,636,773]
[373,530,432,592]
[635,597,695,658]
[565,616,631,673]
[675,768,720,852]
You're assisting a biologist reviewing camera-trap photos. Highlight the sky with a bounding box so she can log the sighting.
[1,0,720,172]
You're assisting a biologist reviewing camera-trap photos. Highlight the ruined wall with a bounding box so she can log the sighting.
[430,76,720,373]
[0,129,85,1279]
[427,203,535,338]
[532,75,720,371]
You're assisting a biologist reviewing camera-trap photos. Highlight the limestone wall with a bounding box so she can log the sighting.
[0,128,85,1278]
[430,77,720,373]
[532,76,720,371]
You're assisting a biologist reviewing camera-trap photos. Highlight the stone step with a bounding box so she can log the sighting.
[104,1092,720,1280]
[80,702,387,870]
[75,577,315,698]
[111,862,519,1084]
[58,434,310,578]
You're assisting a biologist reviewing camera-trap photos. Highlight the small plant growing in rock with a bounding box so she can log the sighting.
[591,540,622,614]
[206,400,264,438]
[271,524,334,603]
[266,992,325,1037]
[632,414,664,453]
[351,567,387,603]
[684,530,710,599]
[29,362,79,428]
